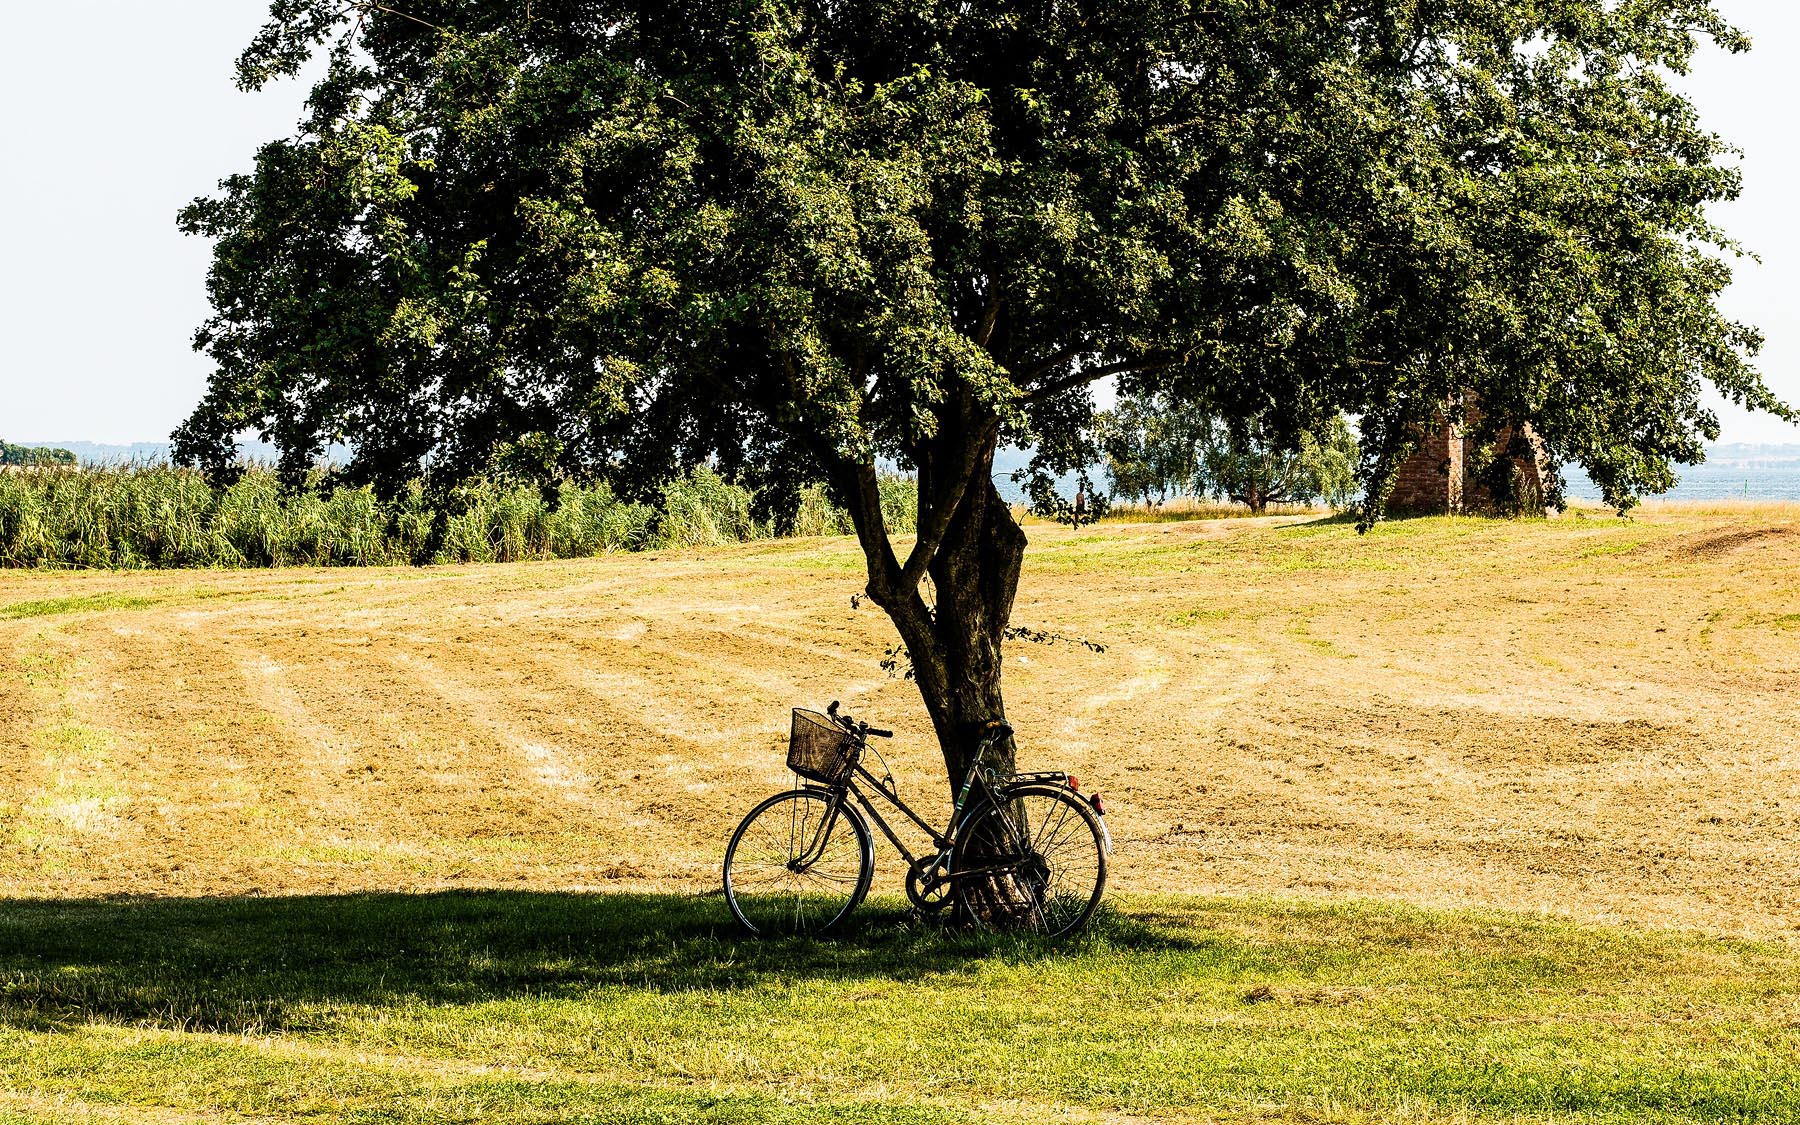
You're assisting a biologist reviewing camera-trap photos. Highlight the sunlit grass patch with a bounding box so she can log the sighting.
[1168,607,1236,626]
[31,723,113,759]
[1577,537,1657,558]
[0,594,158,620]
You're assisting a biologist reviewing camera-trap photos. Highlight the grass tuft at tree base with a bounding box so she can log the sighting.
[0,892,1794,1123]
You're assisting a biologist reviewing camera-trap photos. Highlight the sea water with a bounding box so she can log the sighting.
[1565,462,1800,503]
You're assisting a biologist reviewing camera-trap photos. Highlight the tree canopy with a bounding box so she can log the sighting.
[177,0,1789,779]
[1094,396,1208,508]
[1200,414,1358,513]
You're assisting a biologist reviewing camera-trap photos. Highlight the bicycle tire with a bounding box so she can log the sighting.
[723,788,873,936]
[950,784,1107,937]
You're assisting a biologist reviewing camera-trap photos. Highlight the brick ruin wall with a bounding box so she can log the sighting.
[1387,422,1463,514]
[1386,412,1547,516]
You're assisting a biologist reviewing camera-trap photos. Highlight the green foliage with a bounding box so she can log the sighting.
[0,441,75,468]
[0,593,161,620]
[1094,396,1209,507]
[178,1,1787,520]
[0,465,915,569]
[1097,397,1358,512]
[0,892,1796,1122]
[1466,421,1565,517]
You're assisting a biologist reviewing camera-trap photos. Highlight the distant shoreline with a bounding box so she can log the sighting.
[17,439,1800,502]
[1563,461,1800,502]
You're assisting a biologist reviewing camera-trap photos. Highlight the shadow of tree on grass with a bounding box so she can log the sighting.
[0,890,1199,1035]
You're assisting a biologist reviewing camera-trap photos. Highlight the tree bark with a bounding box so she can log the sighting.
[837,408,1027,794]
[831,403,1039,929]
[916,466,1027,786]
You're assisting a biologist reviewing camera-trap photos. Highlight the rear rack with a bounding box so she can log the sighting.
[1002,771,1069,786]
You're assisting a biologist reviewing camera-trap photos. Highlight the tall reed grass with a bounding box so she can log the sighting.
[0,465,917,569]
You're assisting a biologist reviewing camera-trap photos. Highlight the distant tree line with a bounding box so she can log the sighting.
[1095,397,1358,513]
[0,441,76,467]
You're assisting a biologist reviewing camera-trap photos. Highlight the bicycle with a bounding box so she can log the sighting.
[722,701,1111,938]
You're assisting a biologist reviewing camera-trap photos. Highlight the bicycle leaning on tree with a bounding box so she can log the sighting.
[722,702,1111,938]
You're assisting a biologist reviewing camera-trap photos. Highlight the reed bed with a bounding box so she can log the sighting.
[0,464,917,569]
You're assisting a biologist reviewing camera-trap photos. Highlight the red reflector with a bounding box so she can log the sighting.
[1091,793,1107,816]
[1068,775,1080,791]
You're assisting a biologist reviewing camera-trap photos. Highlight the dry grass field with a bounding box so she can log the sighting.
[3,504,1798,941]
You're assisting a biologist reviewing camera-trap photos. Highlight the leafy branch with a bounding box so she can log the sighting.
[878,625,1105,681]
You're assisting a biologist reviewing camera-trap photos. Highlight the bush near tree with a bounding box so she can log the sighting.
[178,0,1789,795]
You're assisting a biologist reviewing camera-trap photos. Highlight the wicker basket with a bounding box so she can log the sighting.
[788,708,858,784]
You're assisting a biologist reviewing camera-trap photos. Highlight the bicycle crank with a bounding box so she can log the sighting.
[905,857,954,913]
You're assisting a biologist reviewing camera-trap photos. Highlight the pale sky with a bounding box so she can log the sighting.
[2,1,1796,445]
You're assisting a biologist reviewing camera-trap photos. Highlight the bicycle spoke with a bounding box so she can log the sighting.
[953,787,1105,937]
[1031,798,1074,853]
[725,789,869,936]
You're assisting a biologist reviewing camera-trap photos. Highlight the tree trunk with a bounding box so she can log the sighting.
[837,419,1026,795]
[915,469,1027,787]
[834,415,1035,927]
[1246,483,1266,514]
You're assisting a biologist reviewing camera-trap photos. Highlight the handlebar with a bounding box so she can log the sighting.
[827,701,891,739]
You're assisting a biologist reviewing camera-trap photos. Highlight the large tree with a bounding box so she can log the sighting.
[1093,395,1207,508]
[177,0,1787,788]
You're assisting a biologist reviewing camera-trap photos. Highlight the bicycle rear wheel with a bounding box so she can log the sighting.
[723,788,873,936]
[951,784,1106,937]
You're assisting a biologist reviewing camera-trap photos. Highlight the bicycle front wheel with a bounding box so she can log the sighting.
[723,788,873,936]
[951,784,1107,937]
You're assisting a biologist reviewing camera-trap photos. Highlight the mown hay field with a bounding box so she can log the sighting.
[4,506,1797,936]
[2,507,1798,1123]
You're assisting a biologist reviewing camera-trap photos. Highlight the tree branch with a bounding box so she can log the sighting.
[1012,343,1093,384]
[975,295,1003,350]
[1021,356,1180,403]
[898,413,998,594]
[844,456,906,599]
[671,347,991,621]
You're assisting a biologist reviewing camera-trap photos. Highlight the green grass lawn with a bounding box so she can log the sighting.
[0,893,1795,1123]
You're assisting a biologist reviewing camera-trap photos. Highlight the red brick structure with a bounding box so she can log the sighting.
[1386,401,1548,516]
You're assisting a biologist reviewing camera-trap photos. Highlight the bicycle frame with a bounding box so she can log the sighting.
[726,703,1107,938]
[813,729,1043,880]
